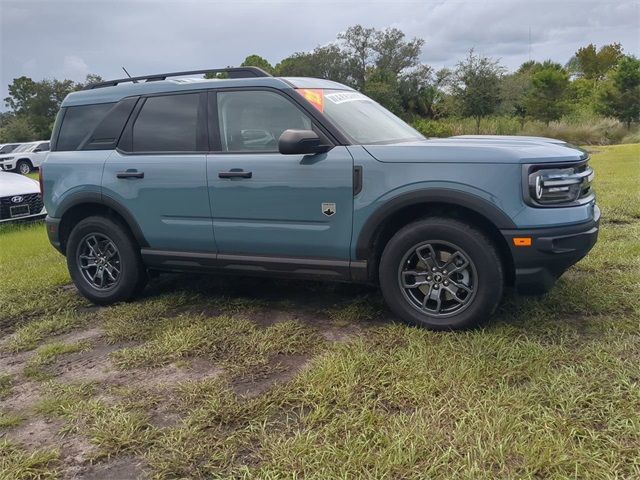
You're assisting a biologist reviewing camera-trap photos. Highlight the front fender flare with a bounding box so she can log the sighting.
[355,188,516,259]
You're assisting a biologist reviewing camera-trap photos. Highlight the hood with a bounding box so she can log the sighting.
[451,134,569,145]
[0,172,40,197]
[363,135,587,164]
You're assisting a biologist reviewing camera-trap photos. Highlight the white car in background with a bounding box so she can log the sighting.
[0,171,46,223]
[0,140,50,174]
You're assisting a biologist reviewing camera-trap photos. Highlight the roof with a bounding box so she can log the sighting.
[61,76,354,107]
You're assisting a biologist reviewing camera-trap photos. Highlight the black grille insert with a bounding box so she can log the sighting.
[0,193,44,220]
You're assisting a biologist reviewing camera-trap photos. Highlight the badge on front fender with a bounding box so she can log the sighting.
[322,203,336,217]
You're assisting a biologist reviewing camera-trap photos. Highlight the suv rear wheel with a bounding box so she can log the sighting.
[66,216,147,305]
[379,217,503,330]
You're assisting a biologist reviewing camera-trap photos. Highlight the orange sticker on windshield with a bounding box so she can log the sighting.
[296,88,324,112]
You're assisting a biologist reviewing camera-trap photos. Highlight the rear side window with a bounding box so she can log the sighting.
[57,103,115,151]
[132,94,199,152]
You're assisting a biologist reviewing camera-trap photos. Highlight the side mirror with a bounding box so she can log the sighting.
[278,129,331,155]
[33,148,41,152]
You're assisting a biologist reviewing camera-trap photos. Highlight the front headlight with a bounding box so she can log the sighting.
[0,157,14,162]
[525,160,594,206]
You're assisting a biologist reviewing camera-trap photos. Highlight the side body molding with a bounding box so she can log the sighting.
[355,188,517,259]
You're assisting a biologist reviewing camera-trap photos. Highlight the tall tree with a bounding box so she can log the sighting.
[452,50,504,133]
[597,55,640,129]
[398,65,450,118]
[500,69,532,127]
[372,28,424,76]
[0,115,36,143]
[275,45,354,86]
[337,25,376,90]
[240,54,275,74]
[525,62,570,125]
[568,43,624,81]
[4,74,98,140]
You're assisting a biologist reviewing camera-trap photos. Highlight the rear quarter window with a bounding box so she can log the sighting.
[56,103,115,151]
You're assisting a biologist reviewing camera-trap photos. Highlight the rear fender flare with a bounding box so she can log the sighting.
[55,191,148,247]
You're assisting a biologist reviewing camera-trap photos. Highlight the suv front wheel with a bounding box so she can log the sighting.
[379,217,504,330]
[66,216,147,305]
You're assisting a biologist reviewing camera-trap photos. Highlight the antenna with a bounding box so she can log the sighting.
[121,67,138,83]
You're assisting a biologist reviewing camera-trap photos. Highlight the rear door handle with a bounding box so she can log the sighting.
[218,170,252,179]
[116,170,144,179]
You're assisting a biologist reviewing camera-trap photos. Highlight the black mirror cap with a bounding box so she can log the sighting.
[278,129,332,155]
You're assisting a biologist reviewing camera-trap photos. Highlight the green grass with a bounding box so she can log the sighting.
[3,313,87,353]
[0,223,79,323]
[0,374,13,399]
[23,341,91,380]
[0,144,638,478]
[0,440,59,480]
[110,314,324,378]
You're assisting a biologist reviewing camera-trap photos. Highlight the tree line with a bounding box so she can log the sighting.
[2,25,638,143]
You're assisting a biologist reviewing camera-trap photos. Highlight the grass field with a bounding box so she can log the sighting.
[1,144,639,479]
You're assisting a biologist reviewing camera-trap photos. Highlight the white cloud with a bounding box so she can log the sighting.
[62,55,89,81]
[1,0,638,105]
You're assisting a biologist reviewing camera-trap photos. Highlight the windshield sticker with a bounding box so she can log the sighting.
[325,91,371,104]
[296,89,324,112]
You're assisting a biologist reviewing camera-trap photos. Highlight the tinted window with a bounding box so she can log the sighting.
[217,91,312,152]
[57,103,114,151]
[133,94,199,152]
[0,144,18,153]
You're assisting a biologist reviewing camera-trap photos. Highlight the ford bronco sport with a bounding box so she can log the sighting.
[42,67,599,329]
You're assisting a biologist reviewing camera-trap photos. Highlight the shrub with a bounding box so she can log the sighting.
[412,119,454,137]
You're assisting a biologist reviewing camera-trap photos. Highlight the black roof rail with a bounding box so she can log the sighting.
[83,67,272,90]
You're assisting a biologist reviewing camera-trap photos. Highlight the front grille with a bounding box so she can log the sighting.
[0,193,44,220]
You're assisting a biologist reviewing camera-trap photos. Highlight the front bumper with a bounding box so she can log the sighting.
[502,205,600,294]
[0,160,16,171]
[0,210,46,223]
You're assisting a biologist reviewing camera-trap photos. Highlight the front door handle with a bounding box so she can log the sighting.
[116,170,144,179]
[218,170,252,179]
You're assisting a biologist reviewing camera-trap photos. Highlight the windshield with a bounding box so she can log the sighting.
[12,143,35,153]
[296,89,424,145]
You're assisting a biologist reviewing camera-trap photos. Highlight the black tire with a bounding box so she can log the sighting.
[66,216,145,305]
[379,217,503,330]
[16,160,31,175]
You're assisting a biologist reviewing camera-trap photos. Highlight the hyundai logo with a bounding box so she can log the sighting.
[11,196,24,204]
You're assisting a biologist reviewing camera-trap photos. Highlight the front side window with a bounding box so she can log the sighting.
[217,91,312,152]
[57,103,114,151]
[297,88,424,145]
[133,93,199,152]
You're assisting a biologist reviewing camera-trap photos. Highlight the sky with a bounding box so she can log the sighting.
[1,0,639,108]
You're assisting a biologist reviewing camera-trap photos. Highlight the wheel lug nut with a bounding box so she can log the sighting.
[432,267,437,272]
[444,281,449,286]
[433,284,439,289]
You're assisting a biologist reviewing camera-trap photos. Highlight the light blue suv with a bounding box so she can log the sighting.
[42,67,599,329]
